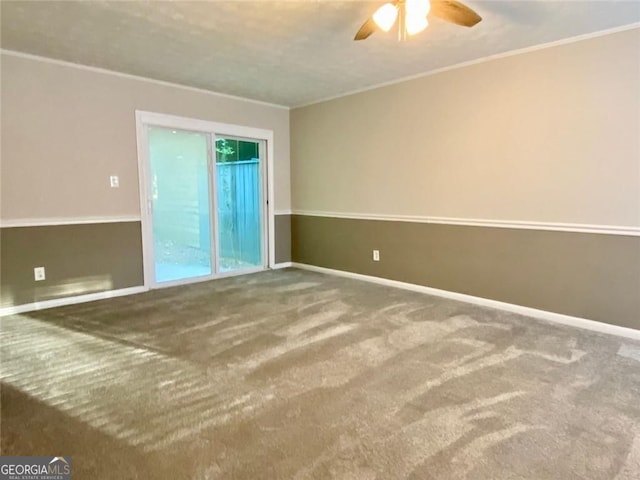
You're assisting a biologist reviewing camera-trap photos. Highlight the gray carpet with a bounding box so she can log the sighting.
[1,268,639,479]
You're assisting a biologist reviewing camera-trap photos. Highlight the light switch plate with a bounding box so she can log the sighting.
[110,175,119,188]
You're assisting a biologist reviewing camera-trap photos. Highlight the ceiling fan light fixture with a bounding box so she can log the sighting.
[406,0,431,17]
[406,15,428,35]
[372,3,398,32]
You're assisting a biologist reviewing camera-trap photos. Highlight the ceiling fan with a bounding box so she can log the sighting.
[354,0,482,41]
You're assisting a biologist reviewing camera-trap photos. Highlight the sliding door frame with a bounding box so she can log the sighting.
[135,110,275,289]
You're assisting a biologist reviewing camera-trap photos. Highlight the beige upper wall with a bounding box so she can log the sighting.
[291,28,640,227]
[0,53,290,220]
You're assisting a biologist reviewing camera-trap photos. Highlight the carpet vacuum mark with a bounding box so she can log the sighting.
[1,268,639,479]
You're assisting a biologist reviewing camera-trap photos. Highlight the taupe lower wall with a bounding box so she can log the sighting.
[291,215,640,330]
[275,214,291,264]
[0,216,292,309]
[1,222,144,308]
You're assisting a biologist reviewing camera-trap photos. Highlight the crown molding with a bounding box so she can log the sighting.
[294,23,640,109]
[0,49,290,110]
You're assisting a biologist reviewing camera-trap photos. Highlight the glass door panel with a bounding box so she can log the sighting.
[215,137,263,272]
[148,127,212,283]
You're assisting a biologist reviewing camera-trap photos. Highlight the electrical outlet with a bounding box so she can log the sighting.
[34,266,46,281]
[110,175,119,188]
[373,250,380,262]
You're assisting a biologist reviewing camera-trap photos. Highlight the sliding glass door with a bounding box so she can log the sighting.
[215,136,264,272]
[140,115,268,288]
[148,127,213,284]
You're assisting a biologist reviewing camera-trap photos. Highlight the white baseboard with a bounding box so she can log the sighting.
[5,266,638,341]
[291,263,640,341]
[0,286,148,317]
[271,262,293,269]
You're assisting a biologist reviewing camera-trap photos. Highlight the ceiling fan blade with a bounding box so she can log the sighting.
[354,17,377,41]
[430,0,482,27]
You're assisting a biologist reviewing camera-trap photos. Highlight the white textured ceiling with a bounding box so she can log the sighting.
[1,1,639,107]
